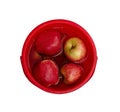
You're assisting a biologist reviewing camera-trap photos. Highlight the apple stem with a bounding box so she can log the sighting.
[71,44,76,49]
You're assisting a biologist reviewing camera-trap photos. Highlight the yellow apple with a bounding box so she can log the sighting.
[64,37,86,62]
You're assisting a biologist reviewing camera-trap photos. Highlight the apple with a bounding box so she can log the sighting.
[33,59,59,87]
[35,29,62,56]
[60,63,82,84]
[29,47,42,68]
[64,37,86,62]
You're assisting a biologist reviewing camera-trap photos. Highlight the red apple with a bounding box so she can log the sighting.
[64,37,87,62]
[60,63,82,84]
[29,47,42,68]
[33,59,59,87]
[35,29,62,56]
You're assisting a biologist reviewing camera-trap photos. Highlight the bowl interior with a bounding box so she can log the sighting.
[21,19,97,94]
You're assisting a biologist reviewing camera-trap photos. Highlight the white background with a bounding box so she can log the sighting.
[0,0,120,111]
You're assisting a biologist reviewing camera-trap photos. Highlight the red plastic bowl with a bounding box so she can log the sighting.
[21,19,97,94]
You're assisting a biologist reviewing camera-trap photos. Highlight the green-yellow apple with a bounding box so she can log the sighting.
[61,63,82,84]
[64,37,86,62]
